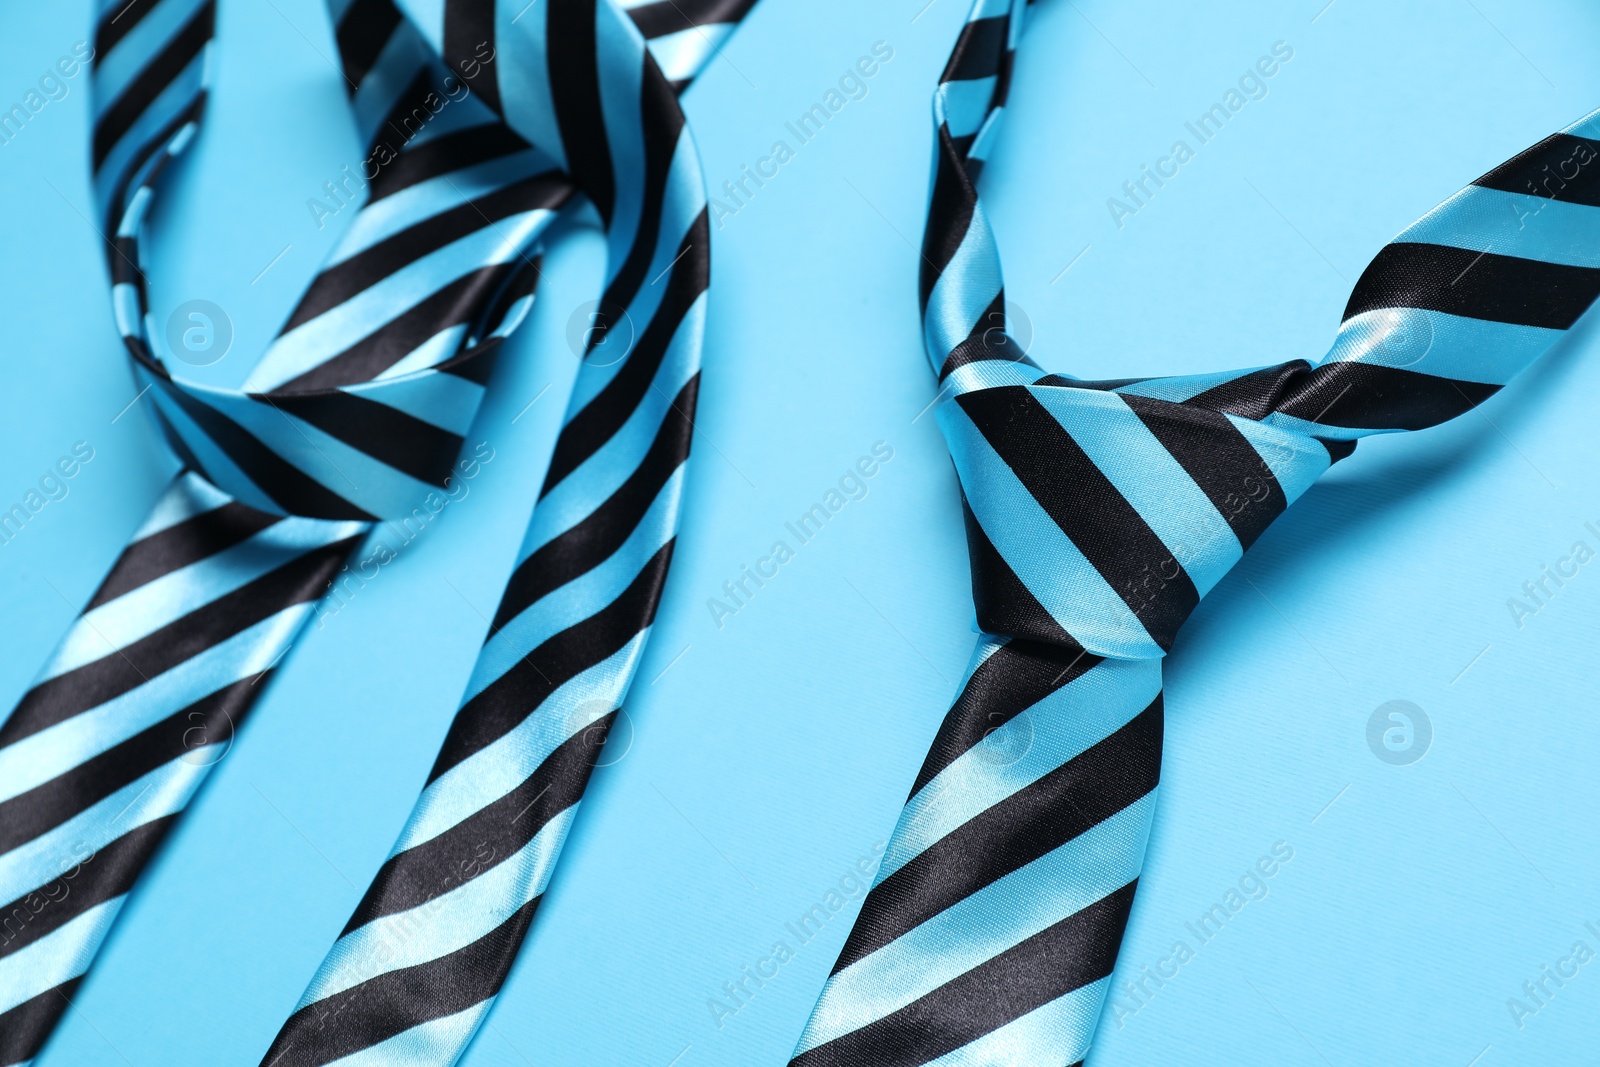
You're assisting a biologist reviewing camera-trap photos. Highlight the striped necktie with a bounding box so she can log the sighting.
[0,0,753,1063]
[787,3,1600,1066]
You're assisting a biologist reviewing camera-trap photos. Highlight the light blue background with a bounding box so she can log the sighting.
[3,0,1599,1064]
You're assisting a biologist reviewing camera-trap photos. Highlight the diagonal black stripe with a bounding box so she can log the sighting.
[87,501,280,610]
[0,978,83,1067]
[336,0,404,93]
[269,262,521,393]
[0,678,252,851]
[444,0,501,115]
[493,377,696,630]
[95,0,159,60]
[595,56,685,330]
[367,123,530,203]
[260,391,462,489]
[542,210,709,493]
[99,92,207,236]
[92,0,214,170]
[343,714,610,931]
[942,15,1008,84]
[154,382,375,519]
[936,291,1038,381]
[957,387,1200,650]
[0,537,359,747]
[920,133,977,310]
[1473,132,1600,207]
[1119,391,1287,552]
[795,882,1140,1067]
[549,0,616,224]
[1185,360,1501,432]
[0,816,176,961]
[1344,242,1600,331]
[626,0,759,39]
[1176,362,1309,422]
[431,541,675,782]
[1278,363,1501,431]
[958,495,1078,648]
[262,899,538,1067]
[282,172,570,333]
[832,699,1161,974]
[907,634,1098,800]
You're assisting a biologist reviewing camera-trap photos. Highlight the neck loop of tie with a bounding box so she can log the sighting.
[922,0,1600,662]
[95,0,709,526]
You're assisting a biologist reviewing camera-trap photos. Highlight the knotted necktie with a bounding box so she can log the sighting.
[789,3,1600,1065]
[0,0,753,1062]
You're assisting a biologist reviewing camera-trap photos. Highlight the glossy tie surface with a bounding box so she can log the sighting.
[788,2,1600,1065]
[0,0,754,1063]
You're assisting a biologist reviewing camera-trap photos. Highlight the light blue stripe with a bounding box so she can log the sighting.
[329,148,555,265]
[323,1001,492,1067]
[144,380,283,514]
[966,104,1005,164]
[115,185,153,237]
[797,795,1154,1054]
[398,91,499,150]
[475,467,682,701]
[943,358,1041,396]
[112,282,142,338]
[1400,183,1600,270]
[967,0,1013,21]
[393,0,445,50]
[566,127,705,417]
[923,204,1003,372]
[128,472,231,541]
[645,23,733,84]
[194,387,436,518]
[1113,365,1260,403]
[1322,306,1557,387]
[403,638,643,852]
[0,606,317,805]
[91,0,209,120]
[598,0,648,290]
[1564,105,1600,140]
[1036,387,1242,596]
[495,0,569,172]
[94,48,206,222]
[352,27,431,147]
[484,291,535,339]
[37,519,356,682]
[246,210,555,392]
[938,403,1164,660]
[304,808,576,1005]
[879,656,1160,883]
[346,366,484,436]
[0,758,203,906]
[924,977,1110,1067]
[936,75,996,140]
[0,897,124,1015]
[372,323,469,381]
[1224,413,1329,505]
[1257,408,1373,442]
[524,292,704,560]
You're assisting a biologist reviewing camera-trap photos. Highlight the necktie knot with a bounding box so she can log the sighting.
[939,378,1332,658]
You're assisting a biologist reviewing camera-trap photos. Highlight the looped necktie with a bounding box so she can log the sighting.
[789,2,1600,1065]
[0,0,754,1063]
